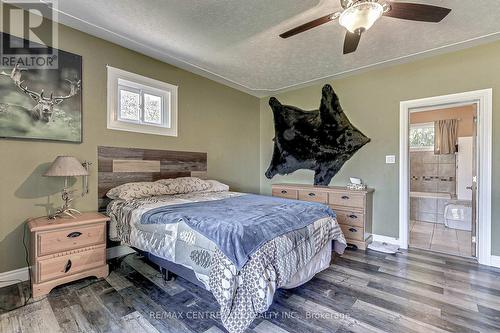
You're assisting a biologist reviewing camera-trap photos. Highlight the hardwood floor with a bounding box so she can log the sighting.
[1,248,500,333]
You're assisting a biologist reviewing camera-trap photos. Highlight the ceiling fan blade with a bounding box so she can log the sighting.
[343,31,361,54]
[384,2,451,23]
[280,12,339,38]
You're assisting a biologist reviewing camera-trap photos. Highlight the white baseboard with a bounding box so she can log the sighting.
[372,234,401,247]
[0,246,136,288]
[490,255,500,268]
[0,267,29,288]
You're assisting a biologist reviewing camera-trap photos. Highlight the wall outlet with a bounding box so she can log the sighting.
[386,155,396,164]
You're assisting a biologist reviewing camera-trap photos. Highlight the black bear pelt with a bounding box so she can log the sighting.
[266,84,370,186]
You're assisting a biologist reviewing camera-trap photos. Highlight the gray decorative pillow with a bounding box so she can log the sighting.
[106,182,171,200]
[157,177,210,194]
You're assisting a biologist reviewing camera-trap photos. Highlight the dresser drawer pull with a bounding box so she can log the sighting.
[308,192,316,197]
[64,260,72,273]
[348,228,358,233]
[348,214,358,219]
[67,232,82,238]
[341,195,350,200]
[281,190,287,194]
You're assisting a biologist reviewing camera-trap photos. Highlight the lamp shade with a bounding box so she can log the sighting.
[339,2,383,33]
[43,156,89,177]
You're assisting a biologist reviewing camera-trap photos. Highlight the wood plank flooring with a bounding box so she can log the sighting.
[1,248,500,333]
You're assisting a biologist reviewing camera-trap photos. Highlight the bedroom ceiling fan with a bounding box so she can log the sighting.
[280,0,451,54]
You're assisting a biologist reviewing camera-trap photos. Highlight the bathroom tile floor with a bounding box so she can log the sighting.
[409,220,472,257]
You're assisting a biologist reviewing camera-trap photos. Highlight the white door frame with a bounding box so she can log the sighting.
[399,89,492,266]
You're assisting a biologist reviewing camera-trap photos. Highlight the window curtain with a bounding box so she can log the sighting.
[434,119,459,154]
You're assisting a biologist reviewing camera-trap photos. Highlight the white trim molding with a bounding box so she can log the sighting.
[491,256,500,269]
[0,267,29,288]
[399,89,493,266]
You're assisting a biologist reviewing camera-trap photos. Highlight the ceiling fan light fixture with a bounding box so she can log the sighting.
[339,2,384,34]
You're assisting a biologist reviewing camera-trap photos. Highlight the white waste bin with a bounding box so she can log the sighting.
[444,201,472,231]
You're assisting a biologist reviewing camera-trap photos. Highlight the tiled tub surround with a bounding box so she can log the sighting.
[410,151,456,223]
[411,195,451,224]
[410,151,456,193]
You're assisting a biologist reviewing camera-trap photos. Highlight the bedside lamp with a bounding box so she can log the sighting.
[44,156,89,219]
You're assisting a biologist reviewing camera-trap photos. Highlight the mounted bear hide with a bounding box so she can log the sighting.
[266,84,370,186]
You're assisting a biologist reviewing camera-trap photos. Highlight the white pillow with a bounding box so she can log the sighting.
[106,182,171,200]
[204,180,229,192]
[156,177,210,194]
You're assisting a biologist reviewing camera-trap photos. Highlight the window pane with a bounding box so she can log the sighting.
[143,93,162,124]
[119,89,140,121]
[410,126,435,148]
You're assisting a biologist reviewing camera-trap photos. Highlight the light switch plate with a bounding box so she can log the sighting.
[386,155,396,164]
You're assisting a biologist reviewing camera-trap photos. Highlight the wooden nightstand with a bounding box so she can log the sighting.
[27,212,109,298]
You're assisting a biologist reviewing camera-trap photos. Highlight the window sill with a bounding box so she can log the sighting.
[410,147,434,152]
[107,120,177,137]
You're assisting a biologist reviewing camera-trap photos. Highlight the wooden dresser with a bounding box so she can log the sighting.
[28,212,109,298]
[272,184,374,250]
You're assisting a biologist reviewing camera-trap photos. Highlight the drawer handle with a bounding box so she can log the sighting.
[341,195,350,200]
[348,214,358,219]
[64,260,72,273]
[281,190,287,194]
[308,192,316,197]
[67,232,82,238]
[348,228,358,233]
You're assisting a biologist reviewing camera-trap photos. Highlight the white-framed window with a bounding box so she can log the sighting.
[409,122,434,151]
[107,66,178,136]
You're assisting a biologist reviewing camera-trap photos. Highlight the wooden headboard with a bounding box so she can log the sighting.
[97,146,207,211]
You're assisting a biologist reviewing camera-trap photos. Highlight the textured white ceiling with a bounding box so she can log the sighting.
[46,0,500,96]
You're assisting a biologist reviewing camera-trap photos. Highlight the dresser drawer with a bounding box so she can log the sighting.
[329,192,364,209]
[272,188,298,200]
[37,246,106,283]
[298,190,327,203]
[339,224,364,241]
[335,210,364,228]
[38,224,105,256]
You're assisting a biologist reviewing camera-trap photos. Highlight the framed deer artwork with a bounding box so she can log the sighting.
[0,33,82,143]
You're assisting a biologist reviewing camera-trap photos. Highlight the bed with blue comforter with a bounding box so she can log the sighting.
[108,190,346,333]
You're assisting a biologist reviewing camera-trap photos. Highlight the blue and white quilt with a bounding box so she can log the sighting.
[108,191,346,333]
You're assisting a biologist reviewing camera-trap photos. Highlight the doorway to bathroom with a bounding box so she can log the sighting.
[408,104,476,257]
[399,90,492,265]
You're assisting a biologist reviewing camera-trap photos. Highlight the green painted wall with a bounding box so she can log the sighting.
[260,41,500,255]
[0,16,260,272]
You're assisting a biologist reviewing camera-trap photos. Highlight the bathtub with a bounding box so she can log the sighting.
[410,191,455,224]
[410,191,453,199]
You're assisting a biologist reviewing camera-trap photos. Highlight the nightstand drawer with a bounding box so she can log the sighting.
[37,246,106,283]
[339,224,364,241]
[298,190,327,203]
[38,223,105,256]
